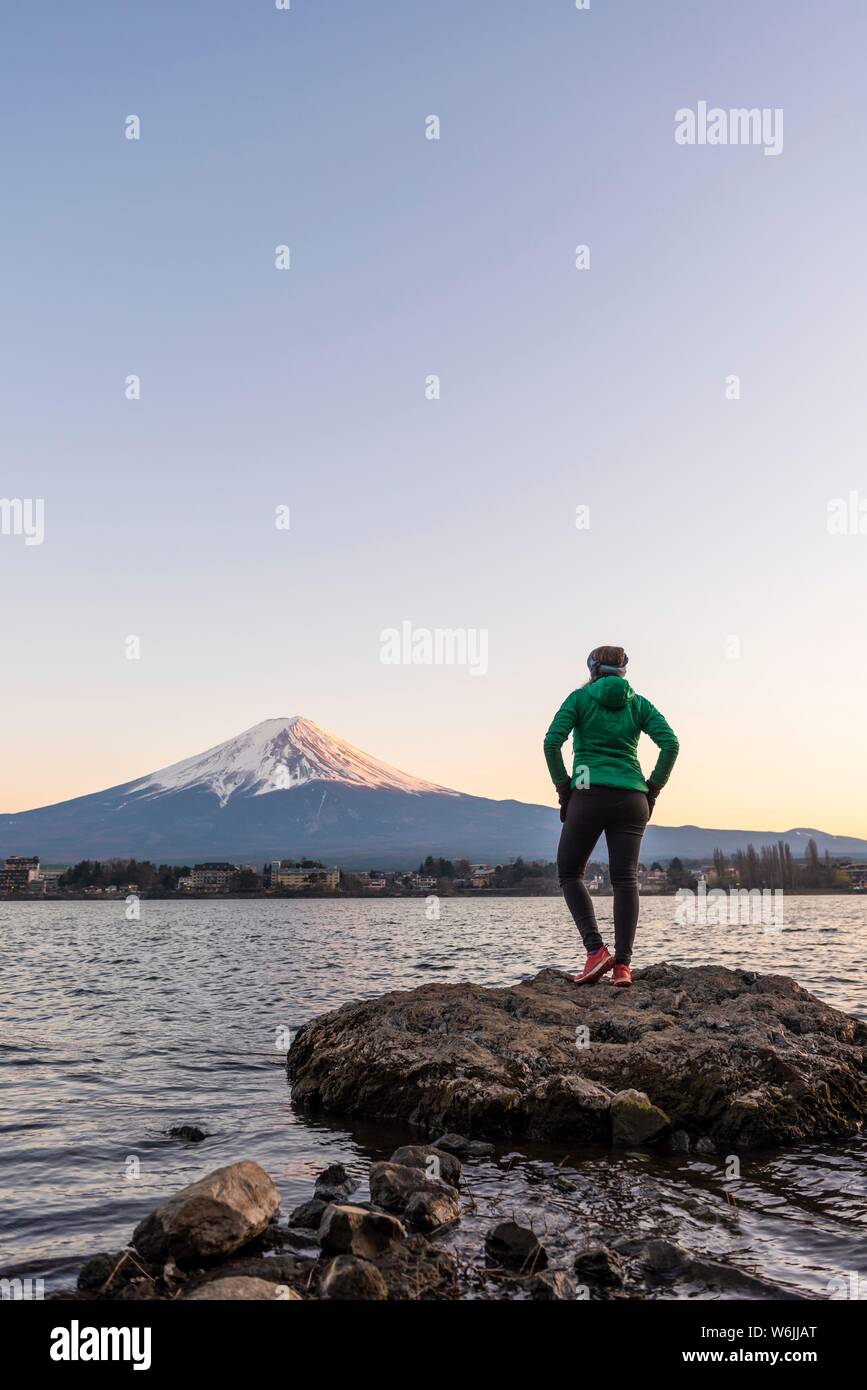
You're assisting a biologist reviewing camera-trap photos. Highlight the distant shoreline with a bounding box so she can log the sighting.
[1,887,862,903]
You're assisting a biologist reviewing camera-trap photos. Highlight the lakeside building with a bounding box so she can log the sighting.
[838,862,867,890]
[0,855,43,893]
[270,860,340,890]
[184,863,238,892]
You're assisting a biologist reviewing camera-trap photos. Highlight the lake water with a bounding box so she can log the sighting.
[1,896,865,1299]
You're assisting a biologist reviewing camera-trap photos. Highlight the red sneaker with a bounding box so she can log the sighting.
[612,963,632,988]
[575,944,614,985]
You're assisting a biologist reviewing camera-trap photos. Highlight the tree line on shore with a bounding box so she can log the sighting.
[711,839,842,891]
[23,838,857,896]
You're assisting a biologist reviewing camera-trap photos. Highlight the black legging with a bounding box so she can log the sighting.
[557,785,650,965]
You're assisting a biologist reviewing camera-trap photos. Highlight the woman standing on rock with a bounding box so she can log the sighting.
[544,645,679,988]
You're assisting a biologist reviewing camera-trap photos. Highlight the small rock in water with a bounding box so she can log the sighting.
[695,1135,717,1155]
[132,1160,280,1264]
[610,1089,671,1146]
[167,1125,208,1143]
[405,1187,461,1232]
[573,1244,625,1288]
[321,1255,388,1301]
[433,1133,495,1160]
[484,1221,547,1273]
[390,1144,462,1189]
[185,1276,299,1301]
[369,1160,458,1218]
[639,1237,690,1274]
[318,1204,405,1259]
[314,1162,356,1203]
[289,1197,330,1230]
[668,1129,691,1154]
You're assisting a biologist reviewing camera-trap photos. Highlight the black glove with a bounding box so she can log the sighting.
[646,780,660,819]
[556,783,572,823]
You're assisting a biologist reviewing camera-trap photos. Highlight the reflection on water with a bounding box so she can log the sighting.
[0,896,864,1297]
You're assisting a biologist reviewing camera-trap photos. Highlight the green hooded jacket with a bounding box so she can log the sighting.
[543,676,679,793]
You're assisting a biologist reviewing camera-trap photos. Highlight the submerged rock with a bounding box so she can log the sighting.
[287,964,867,1147]
[638,1238,690,1275]
[433,1133,495,1159]
[573,1244,626,1288]
[485,1221,547,1273]
[167,1125,208,1143]
[132,1161,280,1264]
[389,1144,462,1189]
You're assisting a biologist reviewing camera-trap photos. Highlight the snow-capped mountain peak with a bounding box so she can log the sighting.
[128,716,455,806]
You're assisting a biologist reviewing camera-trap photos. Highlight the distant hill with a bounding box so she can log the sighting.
[2,717,866,867]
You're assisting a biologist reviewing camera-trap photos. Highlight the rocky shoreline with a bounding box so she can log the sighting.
[48,1140,818,1302]
[48,963,866,1302]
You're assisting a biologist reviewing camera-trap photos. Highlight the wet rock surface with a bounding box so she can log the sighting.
[287,964,867,1148]
[485,1220,547,1273]
[318,1203,406,1258]
[131,1160,280,1264]
[611,1089,671,1146]
[369,1161,460,1230]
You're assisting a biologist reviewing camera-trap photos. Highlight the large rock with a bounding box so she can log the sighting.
[287,964,867,1147]
[132,1161,280,1264]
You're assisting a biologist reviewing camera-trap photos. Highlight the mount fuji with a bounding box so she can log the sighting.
[2,716,866,866]
[0,717,559,866]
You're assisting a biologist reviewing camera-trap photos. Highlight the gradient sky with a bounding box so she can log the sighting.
[2,0,866,836]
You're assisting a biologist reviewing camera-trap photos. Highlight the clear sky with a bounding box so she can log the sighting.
[2,0,866,835]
